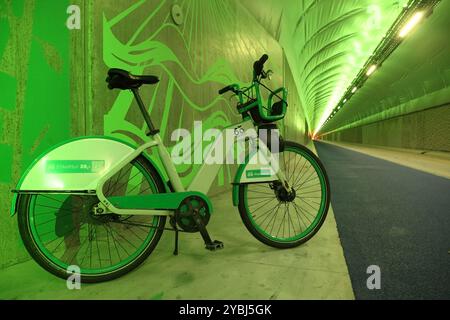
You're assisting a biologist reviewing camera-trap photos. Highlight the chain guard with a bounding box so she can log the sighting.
[174,196,210,233]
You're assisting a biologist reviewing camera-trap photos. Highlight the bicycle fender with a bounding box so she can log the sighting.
[231,152,278,207]
[10,136,166,216]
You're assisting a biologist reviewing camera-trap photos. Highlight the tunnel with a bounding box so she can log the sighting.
[0,0,449,301]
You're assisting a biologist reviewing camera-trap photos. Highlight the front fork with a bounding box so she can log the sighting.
[275,167,293,193]
[249,135,292,193]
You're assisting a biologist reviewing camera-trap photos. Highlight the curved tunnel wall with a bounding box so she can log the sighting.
[320,0,450,151]
[242,0,450,151]
[243,0,412,134]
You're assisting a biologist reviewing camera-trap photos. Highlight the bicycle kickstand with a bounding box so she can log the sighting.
[170,217,180,256]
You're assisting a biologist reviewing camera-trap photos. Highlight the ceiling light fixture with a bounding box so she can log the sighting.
[366,64,377,76]
[399,11,424,38]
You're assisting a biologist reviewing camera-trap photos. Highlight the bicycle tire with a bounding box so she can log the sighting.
[238,141,330,248]
[17,155,167,283]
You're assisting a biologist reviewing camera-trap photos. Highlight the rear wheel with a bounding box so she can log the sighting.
[17,155,166,283]
[238,141,330,248]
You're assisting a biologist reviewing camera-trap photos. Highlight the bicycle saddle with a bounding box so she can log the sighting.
[106,68,159,90]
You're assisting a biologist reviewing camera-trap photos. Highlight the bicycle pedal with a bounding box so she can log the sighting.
[205,240,224,251]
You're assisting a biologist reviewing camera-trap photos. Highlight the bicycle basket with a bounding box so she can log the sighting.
[237,87,288,124]
[264,87,287,122]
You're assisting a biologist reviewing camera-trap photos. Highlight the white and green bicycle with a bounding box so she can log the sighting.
[11,54,330,282]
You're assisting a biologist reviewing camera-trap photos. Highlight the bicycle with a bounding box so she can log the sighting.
[11,54,330,283]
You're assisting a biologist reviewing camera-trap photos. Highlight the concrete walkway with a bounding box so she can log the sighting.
[0,169,354,299]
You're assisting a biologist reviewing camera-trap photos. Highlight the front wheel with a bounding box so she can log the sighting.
[17,155,166,283]
[238,141,330,248]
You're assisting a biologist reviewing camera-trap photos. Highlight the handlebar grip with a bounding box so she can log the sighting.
[218,85,233,95]
[254,54,269,78]
[258,54,269,65]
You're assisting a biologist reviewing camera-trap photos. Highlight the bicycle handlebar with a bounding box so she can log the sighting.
[253,54,268,79]
[218,54,269,97]
[218,85,234,95]
[258,54,269,65]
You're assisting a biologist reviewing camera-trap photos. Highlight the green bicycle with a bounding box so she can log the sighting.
[11,54,330,282]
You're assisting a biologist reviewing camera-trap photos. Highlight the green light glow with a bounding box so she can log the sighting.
[243,0,410,133]
[399,11,424,38]
[320,0,450,136]
[366,64,378,76]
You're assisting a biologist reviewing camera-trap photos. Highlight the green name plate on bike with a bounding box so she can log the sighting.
[246,168,272,178]
[46,160,105,173]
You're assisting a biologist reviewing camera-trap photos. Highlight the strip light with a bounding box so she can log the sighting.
[366,65,377,76]
[399,11,424,38]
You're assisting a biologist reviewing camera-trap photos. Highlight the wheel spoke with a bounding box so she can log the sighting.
[292,202,314,224]
[247,190,274,195]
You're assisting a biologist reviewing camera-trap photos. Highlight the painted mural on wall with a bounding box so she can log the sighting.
[0,0,294,268]
[101,0,283,188]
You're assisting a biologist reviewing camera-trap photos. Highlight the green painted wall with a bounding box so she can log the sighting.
[0,0,307,268]
[0,0,71,268]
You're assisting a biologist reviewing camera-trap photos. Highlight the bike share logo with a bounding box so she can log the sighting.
[170,121,280,168]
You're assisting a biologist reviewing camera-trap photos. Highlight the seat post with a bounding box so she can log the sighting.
[131,88,159,135]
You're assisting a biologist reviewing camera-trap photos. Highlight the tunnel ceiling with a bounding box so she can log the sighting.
[242,0,410,133]
[319,0,450,135]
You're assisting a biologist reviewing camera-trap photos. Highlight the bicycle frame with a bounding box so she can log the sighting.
[9,57,335,284]
[95,118,288,217]
[12,61,290,218]
[94,63,289,216]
